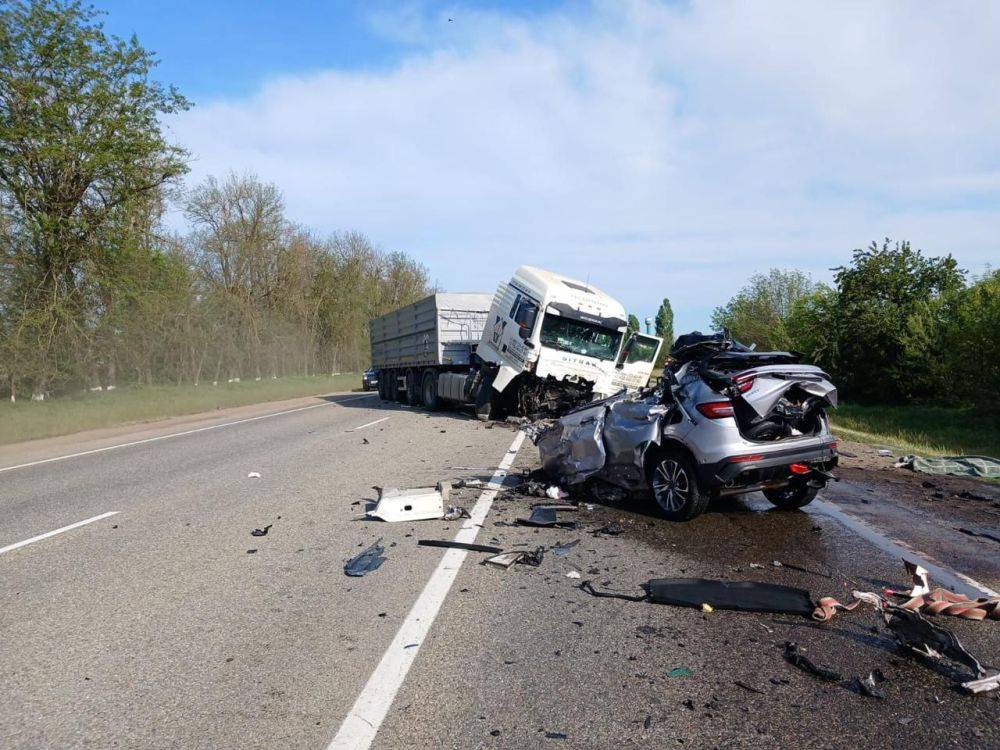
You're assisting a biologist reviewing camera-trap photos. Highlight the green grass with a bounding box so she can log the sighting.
[0,374,362,445]
[830,403,1000,458]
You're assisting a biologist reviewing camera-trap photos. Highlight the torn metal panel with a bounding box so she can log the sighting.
[367,482,450,522]
[536,401,610,485]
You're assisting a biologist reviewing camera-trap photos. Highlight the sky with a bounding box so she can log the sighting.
[99,0,1000,334]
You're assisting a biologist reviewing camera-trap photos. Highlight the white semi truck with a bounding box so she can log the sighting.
[369,265,663,419]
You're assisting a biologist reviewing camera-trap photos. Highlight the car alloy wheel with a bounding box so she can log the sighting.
[652,458,690,513]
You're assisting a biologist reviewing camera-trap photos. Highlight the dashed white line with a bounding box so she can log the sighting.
[0,393,378,475]
[328,431,525,750]
[0,511,120,556]
[348,417,390,431]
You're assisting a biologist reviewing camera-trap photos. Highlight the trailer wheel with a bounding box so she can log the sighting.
[384,370,397,401]
[378,373,389,401]
[406,370,422,406]
[422,370,440,411]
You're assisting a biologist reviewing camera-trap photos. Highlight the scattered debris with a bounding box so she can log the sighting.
[250,524,272,537]
[344,539,387,577]
[883,561,1000,620]
[247,471,262,479]
[452,478,485,489]
[484,547,545,569]
[246,549,258,554]
[546,485,568,500]
[443,506,471,521]
[667,667,694,678]
[367,483,450,522]
[362,437,369,444]
[734,680,765,694]
[592,521,624,536]
[957,526,1000,544]
[565,571,581,579]
[647,579,817,616]
[551,539,580,557]
[783,642,840,681]
[701,603,714,613]
[877,449,893,457]
[418,540,503,554]
[543,731,568,740]
[851,670,887,699]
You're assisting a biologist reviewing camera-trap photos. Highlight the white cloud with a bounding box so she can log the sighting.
[167,0,1000,333]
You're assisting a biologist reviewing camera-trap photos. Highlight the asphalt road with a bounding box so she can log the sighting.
[1,393,997,749]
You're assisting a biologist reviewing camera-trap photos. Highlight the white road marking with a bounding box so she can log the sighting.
[328,431,525,750]
[810,499,999,598]
[0,511,119,556]
[0,393,378,475]
[348,417,390,431]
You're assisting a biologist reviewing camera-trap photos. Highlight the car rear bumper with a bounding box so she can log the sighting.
[696,440,839,488]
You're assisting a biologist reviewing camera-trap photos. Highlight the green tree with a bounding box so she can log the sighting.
[0,0,189,395]
[785,284,838,368]
[941,268,999,404]
[654,298,673,344]
[711,269,816,351]
[833,239,964,404]
[627,314,640,336]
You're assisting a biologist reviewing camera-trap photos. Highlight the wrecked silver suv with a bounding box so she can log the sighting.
[536,331,839,521]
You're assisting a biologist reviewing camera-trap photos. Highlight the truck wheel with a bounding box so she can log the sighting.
[406,370,422,406]
[422,370,440,410]
[474,379,495,421]
[647,450,710,522]
[384,371,397,401]
[763,482,819,510]
[378,374,389,401]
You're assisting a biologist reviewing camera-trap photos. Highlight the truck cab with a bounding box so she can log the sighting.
[476,266,631,402]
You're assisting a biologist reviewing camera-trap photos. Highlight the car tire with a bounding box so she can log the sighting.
[647,450,710,521]
[763,482,819,510]
[422,370,440,411]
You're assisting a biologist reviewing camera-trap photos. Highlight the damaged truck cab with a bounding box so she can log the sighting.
[370,266,662,419]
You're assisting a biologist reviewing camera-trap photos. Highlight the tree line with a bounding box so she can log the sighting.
[0,1,431,401]
[711,240,998,405]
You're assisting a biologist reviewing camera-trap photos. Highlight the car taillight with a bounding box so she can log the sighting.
[735,372,756,393]
[789,463,810,475]
[728,454,764,463]
[696,401,735,419]
[828,441,838,451]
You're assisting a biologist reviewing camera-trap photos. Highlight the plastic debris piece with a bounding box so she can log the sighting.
[546,485,568,500]
[783,642,840,681]
[367,483,449,522]
[552,539,580,557]
[518,507,557,527]
[957,526,1000,544]
[544,732,568,740]
[344,538,387,577]
[648,579,816,616]
[701,603,714,613]
[667,667,694,678]
[250,524,272,537]
[592,521,624,536]
[566,571,581,579]
[418,539,503,554]
[877,449,893,457]
[442,506,471,521]
[247,471,262,479]
[734,680,765,694]
[852,670,887,699]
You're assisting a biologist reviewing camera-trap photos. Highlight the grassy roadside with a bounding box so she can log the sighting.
[0,374,362,446]
[829,403,999,458]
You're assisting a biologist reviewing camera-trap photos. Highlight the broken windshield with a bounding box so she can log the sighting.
[540,314,623,361]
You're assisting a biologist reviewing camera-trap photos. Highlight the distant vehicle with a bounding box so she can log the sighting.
[362,368,379,391]
[369,266,662,419]
[538,331,839,521]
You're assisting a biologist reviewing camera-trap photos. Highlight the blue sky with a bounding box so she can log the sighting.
[98,1,1000,335]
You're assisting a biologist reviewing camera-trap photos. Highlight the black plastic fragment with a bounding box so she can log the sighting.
[418,540,503,554]
[592,521,624,536]
[851,670,887,699]
[883,605,984,677]
[578,580,649,602]
[250,524,272,537]
[957,526,1000,544]
[552,539,580,557]
[648,579,815,615]
[345,538,387,577]
[518,507,557,527]
[783,641,840,681]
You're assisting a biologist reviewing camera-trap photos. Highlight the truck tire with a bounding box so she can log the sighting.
[406,370,422,406]
[474,378,495,421]
[422,370,440,411]
[378,373,389,400]
[385,370,397,401]
[647,449,710,522]
[763,482,819,510]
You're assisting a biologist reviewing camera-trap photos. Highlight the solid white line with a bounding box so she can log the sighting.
[810,499,999,598]
[0,393,379,475]
[0,511,120,556]
[328,431,526,750]
[348,417,390,431]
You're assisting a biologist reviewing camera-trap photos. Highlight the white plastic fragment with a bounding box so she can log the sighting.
[565,570,581,579]
[877,449,893,457]
[247,472,262,479]
[546,486,568,500]
[367,482,449,522]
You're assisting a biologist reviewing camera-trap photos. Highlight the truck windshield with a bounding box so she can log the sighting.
[626,336,659,364]
[539,315,623,361]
